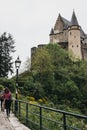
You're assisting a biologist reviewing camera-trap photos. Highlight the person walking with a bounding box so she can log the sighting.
[3,87,12,117]
[0,89,5,111]
[1,94,4,111]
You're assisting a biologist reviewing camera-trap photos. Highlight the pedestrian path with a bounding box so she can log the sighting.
[0,111,15,130]
[0,110,31,130]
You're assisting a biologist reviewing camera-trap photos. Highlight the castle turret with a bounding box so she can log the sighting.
[71,11,79,25]
[50,28,54,43]
[68,11,82,59]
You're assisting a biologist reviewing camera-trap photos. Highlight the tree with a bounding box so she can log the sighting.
[21,57,31,73]
[31,48,54,97]
[0,32,15,77]
[31,48,53,73]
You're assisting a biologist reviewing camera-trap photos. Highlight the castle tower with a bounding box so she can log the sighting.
[68,11,82,59]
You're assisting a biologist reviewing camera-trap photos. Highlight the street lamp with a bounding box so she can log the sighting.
[15,56,21,112]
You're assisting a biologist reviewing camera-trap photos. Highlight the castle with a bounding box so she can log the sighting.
[49,11,87,60]
[31,11,87,60]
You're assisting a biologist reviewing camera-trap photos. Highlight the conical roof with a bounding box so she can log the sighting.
[50,28,54,35]
[71,11,79,25]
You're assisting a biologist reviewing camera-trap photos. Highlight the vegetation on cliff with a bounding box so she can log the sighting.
[17,44,87,115]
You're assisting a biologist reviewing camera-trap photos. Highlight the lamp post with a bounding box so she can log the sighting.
[15,56,21,112]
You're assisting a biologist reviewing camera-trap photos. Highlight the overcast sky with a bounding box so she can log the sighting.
[0,0,87,72]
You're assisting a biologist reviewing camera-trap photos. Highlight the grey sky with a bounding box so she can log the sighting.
[0,0,87,71]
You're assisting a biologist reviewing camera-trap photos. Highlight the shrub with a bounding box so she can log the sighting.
[0,84,4,91]
[28,96,35,101]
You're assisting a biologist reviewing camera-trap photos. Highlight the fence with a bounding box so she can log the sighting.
[11,99,87,130]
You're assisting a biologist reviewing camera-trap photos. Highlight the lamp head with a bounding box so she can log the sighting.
[15,56,21,69]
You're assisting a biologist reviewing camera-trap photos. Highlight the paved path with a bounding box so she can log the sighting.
[0,111,31,130]
[0,111,15,130]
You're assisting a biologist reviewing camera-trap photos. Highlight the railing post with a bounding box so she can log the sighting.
[19,101,21,117]
[26,103,28,125]
[63,113,67,130]
[40,107,42,130]
[15,99,18,115]
[11,100,13,112]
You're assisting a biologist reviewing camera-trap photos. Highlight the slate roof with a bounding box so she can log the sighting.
[80,28,85,38]
[50,11,87,39]
[50,28,54,35]
[61,11,79,28]
[71,11,79,25]
[61,16,71,29]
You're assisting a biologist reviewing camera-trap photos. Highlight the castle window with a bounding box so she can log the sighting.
[77,45,78,47]
[72,45,73,47]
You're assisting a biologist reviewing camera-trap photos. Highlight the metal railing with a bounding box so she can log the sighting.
[11,99,87,130]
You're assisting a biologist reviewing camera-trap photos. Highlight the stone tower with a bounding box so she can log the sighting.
[68,11,82,59]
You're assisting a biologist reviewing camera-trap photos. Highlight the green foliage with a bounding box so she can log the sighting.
[0,77,15,92]
[0,84,4,90]
[19,43,87,114]
[31,48,53,73]
[15,99,86,130]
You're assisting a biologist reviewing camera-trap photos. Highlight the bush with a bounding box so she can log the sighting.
[28,96,35,101]
[0,84,4,91]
